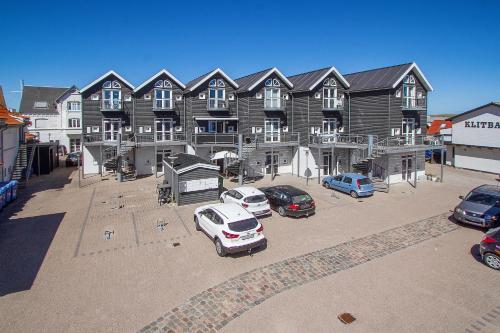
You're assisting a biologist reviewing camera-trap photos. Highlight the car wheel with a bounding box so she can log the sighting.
[278,206,286,217]
[215,238,225,257]
[324,182,330,189]
[350,191,358,198]
[483,253,500,270]
[194,216,201,231]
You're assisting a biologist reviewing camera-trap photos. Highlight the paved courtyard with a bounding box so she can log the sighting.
[0,164,499,332]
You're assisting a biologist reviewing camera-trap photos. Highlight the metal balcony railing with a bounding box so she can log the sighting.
[135,132,186,143]
[152,99,174,111]
[309,133,372,146]
[207,99,230,111]
[402,97,427,110]
[377,135,444,151]
[253,132,299,144]
[264,97,287,111]
[192,133,238,145]
[322,97,345,111]
[101,100,122,111]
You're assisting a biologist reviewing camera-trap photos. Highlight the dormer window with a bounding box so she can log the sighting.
[208,79,226,110]
[323,78,338,109]
[402,75,417,108]
[154,80,173,109]
[264,78,281,109]
[102,80,121,110]
[34,101,48,109]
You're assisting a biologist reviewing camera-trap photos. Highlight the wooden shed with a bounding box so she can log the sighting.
[163,153,220,206]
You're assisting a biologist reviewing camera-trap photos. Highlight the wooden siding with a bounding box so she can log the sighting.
[185,73,238,143]
[81,73,133,131]
[291,92,309,146]
[348,89,390,138]
[133,72,185,135]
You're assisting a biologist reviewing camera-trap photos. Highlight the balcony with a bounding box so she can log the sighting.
[402,98,427,110]
[207,99,230,111]
[309,133,371,148]
[251,132,299,147]
[135,133,186,146]
[152,99,175,111]
[377,135,444,153]
[322,97,345,111]
[101,100,122,111]
[264,97,287,111]
[192,132,238,146]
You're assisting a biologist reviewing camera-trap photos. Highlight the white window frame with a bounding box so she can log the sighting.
[69,138,81,152]
[208,79,226,109]
[264,118,280,142]
[35,118,48,128]
[102,81,121,110]
[402,75,416,108]
[67,101,81,111]
[154,89,173,109]
[264,78,281,109]
[155,118,173,141]
[68,118,81,128]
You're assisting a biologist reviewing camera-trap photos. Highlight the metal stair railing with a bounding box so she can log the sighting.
[25,144,37,184]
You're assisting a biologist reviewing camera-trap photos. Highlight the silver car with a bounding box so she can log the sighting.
[454,185,500,229]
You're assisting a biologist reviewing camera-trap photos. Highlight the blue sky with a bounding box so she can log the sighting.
[1,0,499,114]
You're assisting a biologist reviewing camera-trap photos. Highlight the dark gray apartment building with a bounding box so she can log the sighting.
[80,62,440,186]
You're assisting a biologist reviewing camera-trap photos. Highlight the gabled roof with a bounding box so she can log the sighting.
[80,70,135,93]
[164,153,219,174]
[288,66,350,92]
[19,86,69,115]
[134,69,186,92]
[0,87,26,126]
[343,62,433,93]
[185,68,239,91]
[427,120,452,135]
[447,102,500,121]
[55,85,80,103]
[235,67,293,92]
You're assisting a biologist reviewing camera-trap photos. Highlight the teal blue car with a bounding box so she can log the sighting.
[322,173,374,198]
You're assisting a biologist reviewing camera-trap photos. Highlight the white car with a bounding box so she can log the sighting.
[220,186,271,217]
[194,203,267,257]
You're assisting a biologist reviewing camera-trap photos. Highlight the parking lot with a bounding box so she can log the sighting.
[0,165,499,333]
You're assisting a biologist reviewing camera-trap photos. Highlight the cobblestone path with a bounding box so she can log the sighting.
[139,212,458,333]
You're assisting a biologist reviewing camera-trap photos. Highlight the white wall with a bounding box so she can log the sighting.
[59,90,82,153]
[83,146,100,175]
[1,126,21,181]
[28,113,62,143]
[451,105,500,148]
[454,145,500,174]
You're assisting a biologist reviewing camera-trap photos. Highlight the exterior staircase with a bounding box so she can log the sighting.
[11,143,29,187]
[225,135,263,183]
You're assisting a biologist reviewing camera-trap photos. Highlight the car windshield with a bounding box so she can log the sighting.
[465,192,500,206]
[228,218,259,232]
[244,195,267,203]
[292,194,312,204]
[357,178,372,185]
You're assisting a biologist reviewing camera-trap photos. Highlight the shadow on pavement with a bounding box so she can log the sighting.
[0,212,65,296]
[470,244,483,264]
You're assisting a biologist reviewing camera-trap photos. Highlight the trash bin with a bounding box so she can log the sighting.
[10,180,18,201]
[4,181,12,204]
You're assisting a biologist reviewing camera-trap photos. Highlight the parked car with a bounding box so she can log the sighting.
[65,152,81,167]
[220,186,271,217]
[322,173,374,198]
[479,227,500,270]
[194,203,266,257]
[262,185,315,217]
[453,185,500,229]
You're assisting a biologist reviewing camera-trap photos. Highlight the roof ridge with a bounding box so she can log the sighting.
[344,62,413,76]
[23,85,69,89]
[234,68,273,81]
[288,66,332,78]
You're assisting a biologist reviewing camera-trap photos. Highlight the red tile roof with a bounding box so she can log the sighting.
[428,120,452,135]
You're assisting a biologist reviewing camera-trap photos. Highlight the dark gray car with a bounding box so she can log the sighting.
[454,185,500,229]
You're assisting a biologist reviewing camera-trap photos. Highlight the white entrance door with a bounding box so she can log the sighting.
[402,118,415,145]
[155,118,173,141]
[156,149,172,174]
[103,119,120,141]
[264,119,280,142]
